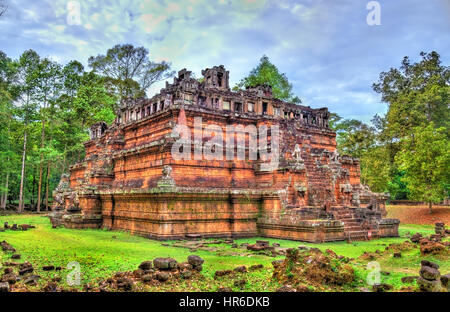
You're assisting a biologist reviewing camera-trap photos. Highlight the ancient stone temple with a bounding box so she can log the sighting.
[50,65,399,242]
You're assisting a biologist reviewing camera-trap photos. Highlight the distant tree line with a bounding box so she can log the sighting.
[0,44,173,212]
[329,52,449,212]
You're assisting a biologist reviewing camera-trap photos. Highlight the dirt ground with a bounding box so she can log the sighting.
[386,205,450,225]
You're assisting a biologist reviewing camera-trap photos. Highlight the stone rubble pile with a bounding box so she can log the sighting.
[98,255,207,291]
[417,260,449,292]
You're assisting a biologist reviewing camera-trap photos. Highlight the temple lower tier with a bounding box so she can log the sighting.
[50,187,400,242]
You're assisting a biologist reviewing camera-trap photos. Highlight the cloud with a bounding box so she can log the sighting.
[0,0,448,123]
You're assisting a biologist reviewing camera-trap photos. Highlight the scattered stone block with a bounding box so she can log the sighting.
[11,254,21,260]
[138,261,153,271]
[233,266,247,273]
[155,271,170,282]
[1,241,15,252]
[116,277,134,291]
[214,270,232,278]
[417,277,441,292]
[440,274,450,291]
[276,285,296,292]
[187,255,204,267]
[42,265,55,271]
[0,282,10,292]
[141,274,153,283]
[401,276,418,283]
[249,264,264,270]
[23,274,40,285]
[372,283,393,292]
[420,266,440,281]
[153,257,177,270]
[19,262,34,275]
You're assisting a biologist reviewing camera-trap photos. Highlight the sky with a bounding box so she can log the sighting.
[0,0,449,123]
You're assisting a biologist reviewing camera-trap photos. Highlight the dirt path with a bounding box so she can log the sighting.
[386,205,450,225]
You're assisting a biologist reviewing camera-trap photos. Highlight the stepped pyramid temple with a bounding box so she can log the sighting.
[50,65,399,242]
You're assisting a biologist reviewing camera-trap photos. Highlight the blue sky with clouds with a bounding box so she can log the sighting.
[1,0,449,122]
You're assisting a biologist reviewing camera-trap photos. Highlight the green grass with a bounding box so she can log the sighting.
[0,214,448,292]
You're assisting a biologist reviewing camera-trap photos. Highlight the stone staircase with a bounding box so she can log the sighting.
[331,208,372,241]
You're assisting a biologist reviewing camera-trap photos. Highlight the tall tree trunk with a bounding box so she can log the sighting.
[1,171,9,210]
[45,162,50,211]
[428,202,433,214]
[18,131,27,213]
[37,120,45,212]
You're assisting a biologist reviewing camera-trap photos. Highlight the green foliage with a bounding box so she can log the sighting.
[234,55,300,102]
[88,44,175,101]
[334,51,449,199]
[333,117,376,158]
[395,123,449,205]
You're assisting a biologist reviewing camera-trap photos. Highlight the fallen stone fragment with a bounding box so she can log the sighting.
[214,270,232,278]
[42,265,55,271]
[138,261,153,271]
[393,252,401,258]
[11,254,21,260]
[116,277,134,291]
[153,257,177,270]
[1,273,17,285]
[217,287,232,292]
[249,264,264,270]
[401,276,418,283]
[233,265,247,273]
[19,262,34,275]
[410,233,422,243]
[0,282,10,292]
[155,271,170,282]
[187,255,204,267]
[440,274,450,291]
[372,283,393,292]
[420,266,440,281]
[180,271,193,279]
[421,260,439,270]
[23,274,40,285]
[193,264,203,272]
[43,282,58,292]
[141,274,153,283]
[3,268,13,274]
[1,241,15,252]
[276,285,296,292]
[417,276,442,292]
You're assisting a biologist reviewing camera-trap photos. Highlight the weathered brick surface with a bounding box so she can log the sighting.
[50,66,399,242]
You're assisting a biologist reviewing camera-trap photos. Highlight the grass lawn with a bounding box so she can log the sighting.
[0,214,448,292]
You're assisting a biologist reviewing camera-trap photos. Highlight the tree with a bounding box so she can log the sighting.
[332,118,377,158]
[33,58,62,212]
[396,123,449,213]
[88,44,174,101]
[15,50,40,212]
[0,50,17,209]
[373,51,449,140]
[234,55,301,102]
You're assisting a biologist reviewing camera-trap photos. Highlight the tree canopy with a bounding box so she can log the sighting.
[88,44,175,101]
[234,55,301,103]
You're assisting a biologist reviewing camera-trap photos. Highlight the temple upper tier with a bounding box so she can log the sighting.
[95,65,330,140]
